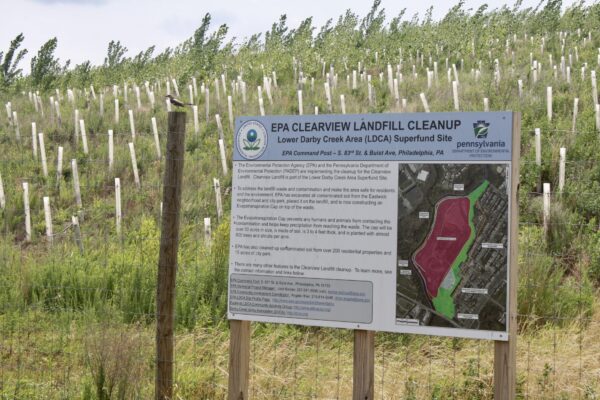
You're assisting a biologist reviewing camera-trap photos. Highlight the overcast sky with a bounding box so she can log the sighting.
[0,0,591,73]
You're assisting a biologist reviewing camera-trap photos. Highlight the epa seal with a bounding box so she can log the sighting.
[236,120,268,160]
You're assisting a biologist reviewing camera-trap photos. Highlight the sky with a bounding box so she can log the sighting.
[0,0,591,73]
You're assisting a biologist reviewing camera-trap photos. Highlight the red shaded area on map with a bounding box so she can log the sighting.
[413,197,471,298]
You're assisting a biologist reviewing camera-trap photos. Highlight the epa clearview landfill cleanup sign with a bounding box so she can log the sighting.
[228,112,514,340]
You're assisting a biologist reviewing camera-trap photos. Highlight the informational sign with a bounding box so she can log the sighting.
[228,112,515,340]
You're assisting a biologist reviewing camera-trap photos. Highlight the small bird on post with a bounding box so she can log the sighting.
[165,94,193,108]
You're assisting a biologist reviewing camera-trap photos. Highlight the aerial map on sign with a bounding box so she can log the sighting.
[396,163,509,331]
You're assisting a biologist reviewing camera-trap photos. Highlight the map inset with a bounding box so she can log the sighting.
[396,164,509,331]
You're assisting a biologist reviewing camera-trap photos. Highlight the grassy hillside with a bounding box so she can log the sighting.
[1,1,600,398]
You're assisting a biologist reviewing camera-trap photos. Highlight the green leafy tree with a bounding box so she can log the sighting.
[358,0,386,48]
[70,60,93,87]
[0,33,28,87]
[104,40,128,68]
[187,13,230,74]
[288,17,314,52]
[30,37,61,90]
[265,15,289,51]
[314,18,333,49]
[192,13,212,52]
[130,45,155,76]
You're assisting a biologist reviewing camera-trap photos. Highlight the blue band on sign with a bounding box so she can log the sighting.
[233,112,513,162]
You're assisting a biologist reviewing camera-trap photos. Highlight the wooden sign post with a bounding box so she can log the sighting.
[494,113,520,400]
[228,320,250,400]
[353,330,375,400]
[155,111,186,400]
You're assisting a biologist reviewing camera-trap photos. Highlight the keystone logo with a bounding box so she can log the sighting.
[473,120,490,138]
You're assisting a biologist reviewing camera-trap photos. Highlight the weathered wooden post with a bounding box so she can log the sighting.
[353,330,375,400]
[228,320,251,400]
[494,113,521,400]
[155,111,186,400]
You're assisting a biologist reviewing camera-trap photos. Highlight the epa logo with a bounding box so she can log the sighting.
[236,120,268,160]
[473,120,490,138]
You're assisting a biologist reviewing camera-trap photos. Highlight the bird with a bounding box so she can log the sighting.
[165,94,193,108]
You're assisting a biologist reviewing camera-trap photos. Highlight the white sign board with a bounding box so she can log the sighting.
[229,112,515,340]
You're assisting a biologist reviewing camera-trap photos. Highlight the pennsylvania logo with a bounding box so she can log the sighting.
[473,120,490,139]
[236,120,268,160]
